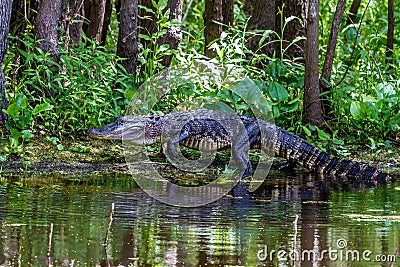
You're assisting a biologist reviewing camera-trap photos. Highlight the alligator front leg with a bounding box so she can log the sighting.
[162,130,190,162]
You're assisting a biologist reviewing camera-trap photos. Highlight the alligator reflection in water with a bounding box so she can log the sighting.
[0,171,398,266]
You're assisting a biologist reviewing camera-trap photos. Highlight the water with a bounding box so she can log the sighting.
[0,170,399,267]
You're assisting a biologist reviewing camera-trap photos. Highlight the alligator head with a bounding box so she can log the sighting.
[87,116,150,144]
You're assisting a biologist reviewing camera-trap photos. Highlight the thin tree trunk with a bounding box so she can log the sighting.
[385,0,394,66]
[159,0,184,66]
[346,0,361,25]
[84,0,107,42]
[0,0,12,126]
[303,0,324,127]
[117,0,139,75]
[35,0,62,59]
[244,0,275,55]
[321,0,346,118]
[203,0,223,58]
[69,4,84,45]
[101,0,113,46]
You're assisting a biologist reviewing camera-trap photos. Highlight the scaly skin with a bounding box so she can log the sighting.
[88,110,393,184]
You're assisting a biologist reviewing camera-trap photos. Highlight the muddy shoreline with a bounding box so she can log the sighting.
[0,139,399,178]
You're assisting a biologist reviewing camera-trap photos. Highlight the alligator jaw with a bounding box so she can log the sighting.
[87,116,148,143]
[87,122,123,140]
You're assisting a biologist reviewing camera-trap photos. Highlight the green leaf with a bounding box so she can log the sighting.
[317,128,330,141]
[21,130,34,140]
[33,102,53,115]
[57,144,64,151]
[268,81,288,101]
[0,155,6,162]
[333,138,344,145]
[10,128,22,140]
[267,60,286,80]
[259,30,274,47]
[138,34,152,41]
[16,94,28,110]
[302,126,312,137]
[350,101,361,119]
[7,103,19,118]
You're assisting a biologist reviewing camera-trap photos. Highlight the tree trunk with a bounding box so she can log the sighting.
[60,0,85,46]
[345,0,361,25]
[101,0,113,46]
[35,0,62,59]
[275,0,307,60]
[385,0,394,67]
[117,0,139,75]
[244,0,275,55]
[138,0,157,47]
[84,0,107,42]
[303,0,324,127]
[203,0,223,58]
[222,0,234,28]
[321,0,346,118]
[0,0,12,126]
[159,0,184,66]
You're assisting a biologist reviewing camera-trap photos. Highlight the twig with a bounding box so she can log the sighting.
[372,57,385,83]
[47,223,54,267]
[182,0,194,23]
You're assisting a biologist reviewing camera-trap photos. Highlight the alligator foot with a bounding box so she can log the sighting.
[231,181,250,201]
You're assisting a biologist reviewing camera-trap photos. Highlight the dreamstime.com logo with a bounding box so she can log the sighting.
[257,238,397,263]
[123,61,275,207]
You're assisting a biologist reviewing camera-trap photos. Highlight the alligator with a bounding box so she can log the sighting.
[87,110,392,184]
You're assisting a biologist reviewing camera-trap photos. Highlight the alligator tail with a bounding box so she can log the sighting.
[274,128,393,184]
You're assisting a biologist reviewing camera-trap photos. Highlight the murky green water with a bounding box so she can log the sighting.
[0,171,399,266]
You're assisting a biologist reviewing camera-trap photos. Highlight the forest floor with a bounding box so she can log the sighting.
[0,138,399,178]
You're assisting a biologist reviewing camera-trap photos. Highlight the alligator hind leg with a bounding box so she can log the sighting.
[231,134,255,178]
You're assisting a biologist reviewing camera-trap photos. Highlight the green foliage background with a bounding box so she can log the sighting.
[1,0,399,157]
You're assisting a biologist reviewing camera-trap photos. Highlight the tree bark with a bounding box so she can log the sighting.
[385,0,394,66]
[244,0,275,55]
[275,0,307,60]
[101,0,113,46]
[84,0,107,42]
[303,0,324,127]
[137,0,157,47]
[0,0,12,126]
[222,0,234,28]
[203,0,223,58]
[321,0,346,118]
[345,0,361,26]
[35,0,62,59]
[117,0,139,75]
[60,0,85,46]
[159,0,184,66]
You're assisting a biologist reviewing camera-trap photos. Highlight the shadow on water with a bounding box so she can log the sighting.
[0,170,398,266]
